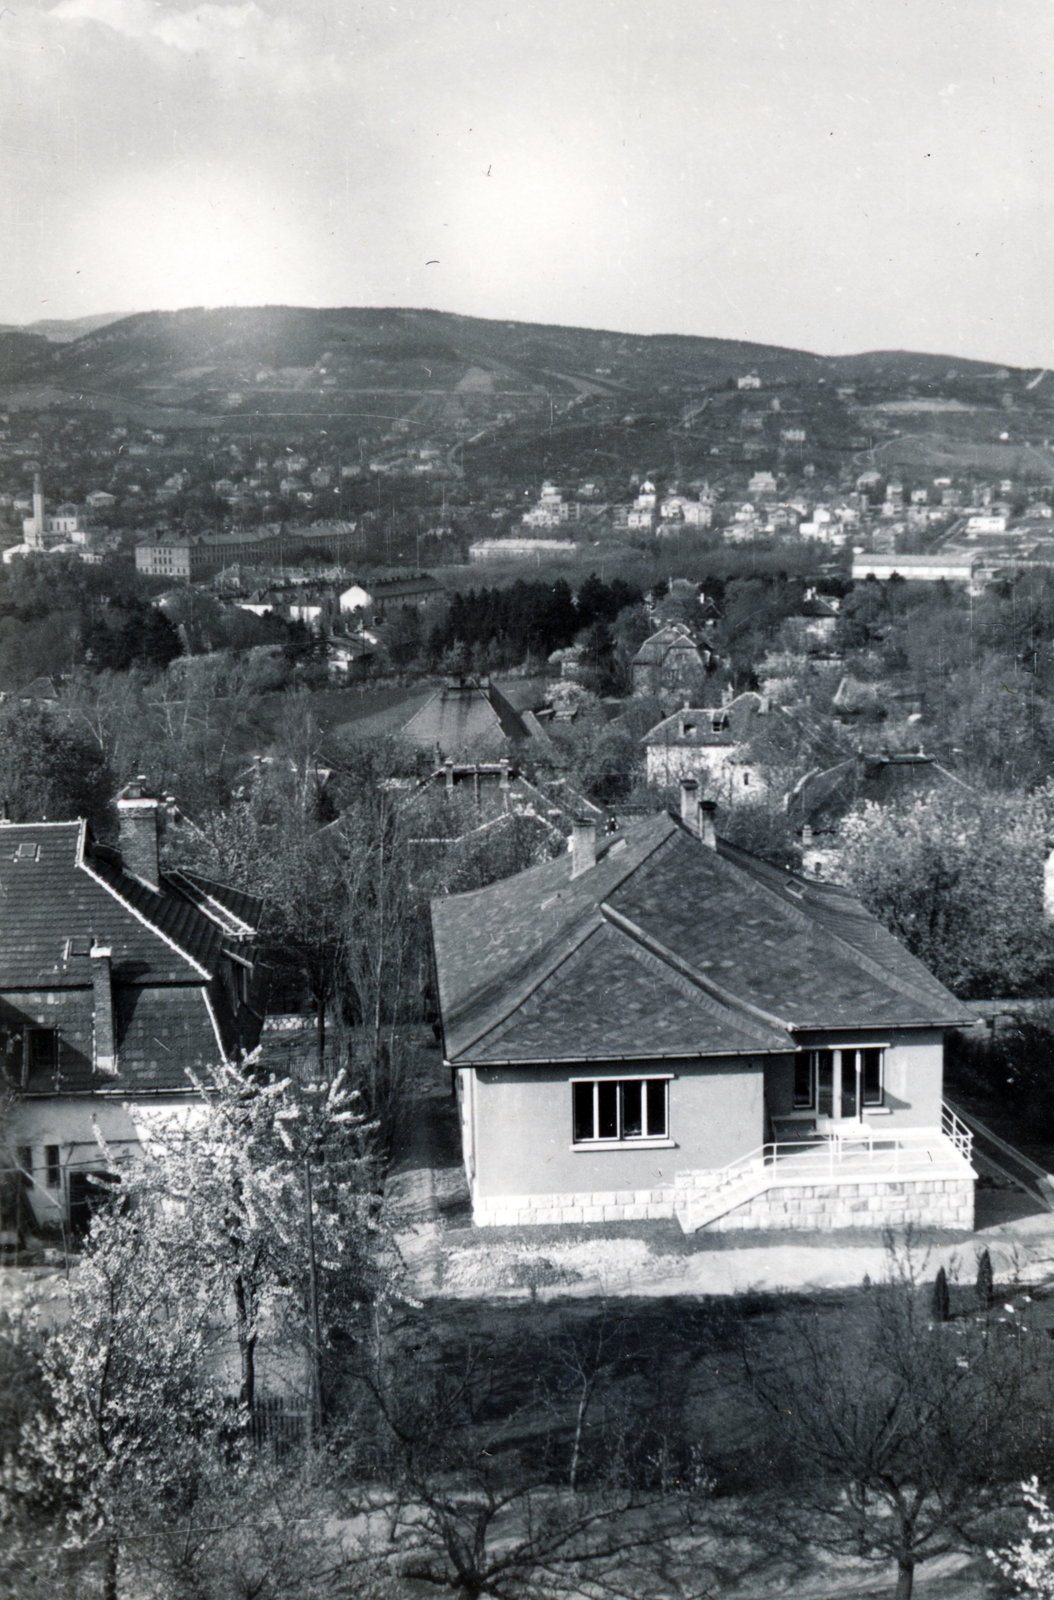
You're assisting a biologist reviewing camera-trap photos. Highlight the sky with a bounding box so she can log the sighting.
[0,0,1051,366]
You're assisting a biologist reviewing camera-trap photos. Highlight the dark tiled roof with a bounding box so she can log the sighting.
[642,708,734,749]
[166,869,264,936]
[0,822,246,987]
[402,680,532,752]
[786,753,972,830]
[431,812,974,1066]
[631,625,703,667]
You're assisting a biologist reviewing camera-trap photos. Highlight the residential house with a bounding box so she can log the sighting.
[789,749,970,829]
[3,782,265,1237]
[400,676,554,761]
[641,693,767,800]
[630,624,709,698]
[430,790,976,1233]
[402,758,604,885]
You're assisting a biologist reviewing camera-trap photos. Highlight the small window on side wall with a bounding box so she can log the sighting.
[26,1029,58,1076]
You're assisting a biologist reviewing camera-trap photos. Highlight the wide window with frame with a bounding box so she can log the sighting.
[572,1078,669,1144]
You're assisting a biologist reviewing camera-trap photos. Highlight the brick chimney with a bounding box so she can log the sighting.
[117,777,160,891]
[680,777,700,833]
[570,818,596,878]
[90,944,118,1076]
[698,798,718,850]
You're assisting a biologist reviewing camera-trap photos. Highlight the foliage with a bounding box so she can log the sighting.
[992,1478,1054,1598]
[8,1179,225,1600]
[427,575,642,673]
[716,796,801,870]
[138,1056,385,1416]
[840,789,1054,996]
[0,703,117,834]
[946,1009,1054,1130]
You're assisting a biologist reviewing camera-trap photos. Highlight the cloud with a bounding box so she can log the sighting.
[48,0,261,46]
[45,0,335,94]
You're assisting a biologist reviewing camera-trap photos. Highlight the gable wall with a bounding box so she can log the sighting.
[10,1092,203,1232]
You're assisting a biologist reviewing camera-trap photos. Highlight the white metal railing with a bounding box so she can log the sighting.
[941,1101,974,1162]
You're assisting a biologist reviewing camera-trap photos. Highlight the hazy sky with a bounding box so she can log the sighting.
[1,0,1051,365]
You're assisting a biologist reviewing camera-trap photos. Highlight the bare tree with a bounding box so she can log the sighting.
[745,1246,1042,1599]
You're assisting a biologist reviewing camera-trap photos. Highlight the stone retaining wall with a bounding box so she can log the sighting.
[473,1175,975,1231]
[474,1188,676,1227]
[701,1175,975,1233]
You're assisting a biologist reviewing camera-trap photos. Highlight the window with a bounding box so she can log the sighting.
[572,1078,669,1144]
[793,1050,833,1113]
[45,1145,61,1189]
[792,1048,884,1116]
[854,1048,885,1107]
[26,1029,58,1076]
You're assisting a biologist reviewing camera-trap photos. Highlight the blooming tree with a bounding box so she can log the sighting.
[992,1479,1054,1597]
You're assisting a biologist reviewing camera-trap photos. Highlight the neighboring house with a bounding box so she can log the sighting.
[787,750,971,836]
[430,786,976,1234]
[642,693,768,800]
[3,782,265,1237]
[798,588,840,644]
[401,677,554,761]
[337,574,443,622]
[401,758,598,885]
[630,624,709,698]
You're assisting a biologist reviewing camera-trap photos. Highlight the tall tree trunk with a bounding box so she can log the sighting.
[234,1274,256,1412]
[895,1557,914,1600]
[316,990,326,1068]
[102,1533,118,1600]
[569,1374,596,1491]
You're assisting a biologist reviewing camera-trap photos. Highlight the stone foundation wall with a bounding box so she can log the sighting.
[700,1175,975,1233]
[473,1175,975,1231]
[474,1187,677,1227]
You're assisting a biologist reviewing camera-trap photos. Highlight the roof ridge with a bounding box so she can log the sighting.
[620,933,791,1050]
[78,846,212,979]
[601,901,793,1039]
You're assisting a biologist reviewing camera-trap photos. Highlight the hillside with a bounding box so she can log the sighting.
[0,304,1020,412]
[0,305,1049,493]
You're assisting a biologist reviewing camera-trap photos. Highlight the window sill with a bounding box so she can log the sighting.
[863,1105,891,1115]
[571,1138,676,1152]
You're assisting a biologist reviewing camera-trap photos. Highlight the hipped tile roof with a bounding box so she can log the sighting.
[430,811,974,1066]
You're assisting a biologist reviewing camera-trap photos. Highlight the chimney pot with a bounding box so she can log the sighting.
[699,798,718,850]
[680,777,700,833]
[570,817,596,878]
[90,944,118,1076]
[117,780,160,890]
